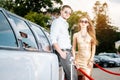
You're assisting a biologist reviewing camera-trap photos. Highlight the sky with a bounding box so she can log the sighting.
[61,0,120,28]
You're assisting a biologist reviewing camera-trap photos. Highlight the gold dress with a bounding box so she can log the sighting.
[75,32,92,75]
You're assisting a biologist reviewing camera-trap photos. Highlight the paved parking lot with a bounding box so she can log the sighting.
[92,67,120,80]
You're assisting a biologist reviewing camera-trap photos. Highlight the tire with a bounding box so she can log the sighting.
[102,63,108,68]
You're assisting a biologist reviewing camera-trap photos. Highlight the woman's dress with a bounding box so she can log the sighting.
[75,32,92,75]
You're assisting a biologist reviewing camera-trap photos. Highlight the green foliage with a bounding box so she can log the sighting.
[0,0,62,30]
[0,0,15,12]
[0,0,62,17]
[24,11,50,30]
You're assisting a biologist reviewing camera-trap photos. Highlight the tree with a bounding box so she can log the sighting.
[0,0,15,12]
[24,11,50,30]
[0,0,62,17]
[0,0,62,29]
[93,1,119,54]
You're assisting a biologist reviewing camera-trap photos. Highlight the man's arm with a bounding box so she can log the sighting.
[53,43,67,59]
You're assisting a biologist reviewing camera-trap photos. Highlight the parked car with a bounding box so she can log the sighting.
[94,55,120,68]
[93,55,100,68]
[98,55,115,67]
[98,52,120,67]
[0,7,59,80]
[98,52,120,58]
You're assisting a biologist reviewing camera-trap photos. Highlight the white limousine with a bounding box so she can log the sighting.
[0,7,59,80]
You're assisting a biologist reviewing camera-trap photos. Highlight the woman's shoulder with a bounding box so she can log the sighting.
[74,32,80,36]
[73,32,79,37]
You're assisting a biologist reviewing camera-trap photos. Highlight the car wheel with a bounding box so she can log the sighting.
[102,63,108,68]
[115,63,120,67]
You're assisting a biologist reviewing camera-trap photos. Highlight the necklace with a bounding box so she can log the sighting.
[80,32,87,42]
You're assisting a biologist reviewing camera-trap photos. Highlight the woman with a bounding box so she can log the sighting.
[72,15,98,80]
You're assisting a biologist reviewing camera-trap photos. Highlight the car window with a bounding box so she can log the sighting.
[30,23,51,52]
[9,15,38,51]
[0,11,17,47]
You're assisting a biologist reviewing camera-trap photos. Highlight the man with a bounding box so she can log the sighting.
[50,5,78,80]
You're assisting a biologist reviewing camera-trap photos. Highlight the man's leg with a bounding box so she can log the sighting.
[60,51,78,80]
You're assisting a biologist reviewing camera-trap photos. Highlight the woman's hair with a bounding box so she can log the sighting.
[78,15,98,45]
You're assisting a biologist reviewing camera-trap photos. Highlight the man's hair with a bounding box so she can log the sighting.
[61,5,72,11]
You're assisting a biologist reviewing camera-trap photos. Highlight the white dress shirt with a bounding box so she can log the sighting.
[50,16,71,49]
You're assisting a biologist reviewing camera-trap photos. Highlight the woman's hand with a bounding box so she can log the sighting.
[88,61,94,68]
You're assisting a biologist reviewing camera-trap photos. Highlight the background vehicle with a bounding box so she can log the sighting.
[94,53,120,68]
[98,52,120,58]
[96,55,115,68]
[99,53,120,67]
[93,55,100,68]
[0,7,59,80]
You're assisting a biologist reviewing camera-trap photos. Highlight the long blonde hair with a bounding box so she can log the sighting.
[78,15,98,45]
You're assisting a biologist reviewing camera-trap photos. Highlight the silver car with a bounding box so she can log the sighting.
[0,7,59,80]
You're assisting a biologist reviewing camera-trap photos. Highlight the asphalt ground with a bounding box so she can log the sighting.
[92,67,120,80]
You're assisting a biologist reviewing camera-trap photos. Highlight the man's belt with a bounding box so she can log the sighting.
[61,49,71,51]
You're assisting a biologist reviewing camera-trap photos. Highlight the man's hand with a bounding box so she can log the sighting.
[60,51,67,59]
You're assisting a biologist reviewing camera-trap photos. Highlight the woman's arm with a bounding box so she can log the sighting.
[89,44,96,63]
[72,34,77,59]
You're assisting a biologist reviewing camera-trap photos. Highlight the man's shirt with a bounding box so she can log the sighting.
[50,16,71,49]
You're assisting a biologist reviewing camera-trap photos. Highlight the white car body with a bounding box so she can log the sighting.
[0,7,59,80]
